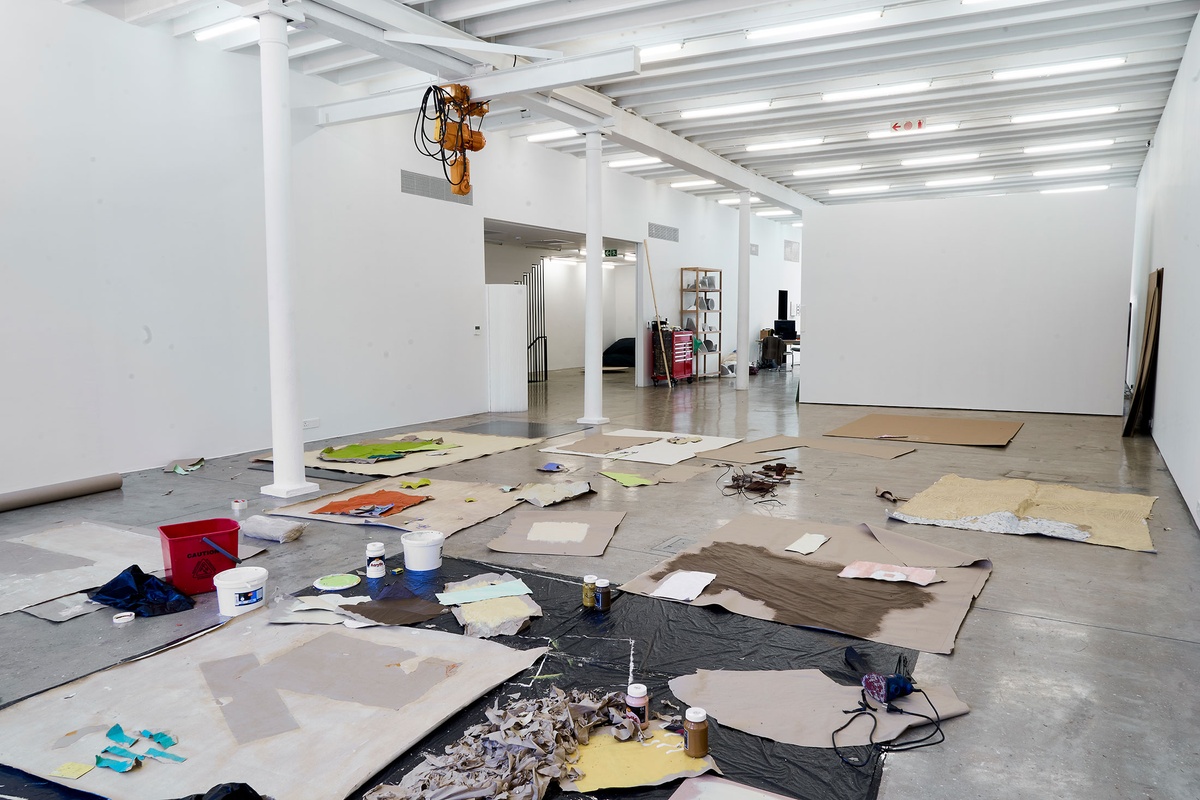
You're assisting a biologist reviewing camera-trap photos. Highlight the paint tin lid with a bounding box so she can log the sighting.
[686,707,707,723]
[627,683,647,698]
[366,542,385,557]
[112,612,135,626]
[583,575,598,583]
[595,579,610,587]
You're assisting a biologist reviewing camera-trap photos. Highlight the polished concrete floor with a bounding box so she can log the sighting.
[2,368,1197,799]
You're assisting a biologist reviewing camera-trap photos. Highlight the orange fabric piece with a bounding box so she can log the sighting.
[313,490,431,518]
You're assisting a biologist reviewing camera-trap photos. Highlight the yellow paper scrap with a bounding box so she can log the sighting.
[568,724,715,792]
[51,762,95,780]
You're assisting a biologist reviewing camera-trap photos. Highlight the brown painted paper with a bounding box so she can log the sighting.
[697,435,913,463]
[823,413,1023,446]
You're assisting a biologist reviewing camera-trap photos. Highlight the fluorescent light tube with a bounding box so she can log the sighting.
[1032,164,1111,177]
[823,81,930,103]
[1024,139,1115,154]
[745,138,823,152]
[639,42,683,63]
[1041,184,1108,194]
[670,179,717,188]
[1011,106,1118,124]
[746,10,882,40]
[993,57,1126,81]
[680,102,771,119]
[828,184,890,195]
[194,17,257,41]
[925,175,994,187]
[526,129,578,143]
[718,196,761,204]
[756,209,792,217]
[867,122,958,139]
[608,156,662,168]
[623,253,637,261]
[901,152,980,166]
[792,222,804,227]
[793,164,862,177]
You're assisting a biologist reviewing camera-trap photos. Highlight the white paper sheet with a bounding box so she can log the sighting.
[784,533,829,555]
[650,571,718,602]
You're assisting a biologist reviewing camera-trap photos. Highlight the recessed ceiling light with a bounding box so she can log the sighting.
[901,152,980,166]
[194,17,257,41]
[608,156,662,168]
[670,179,717,189]
[925,175,994,187]
[993,57,1127,81]
[526,129,578,143]
[756,209,792,217]
[1011,106,1119,124]
[1041,185,1109,194]
[746,10,882,40]
[828,184,890,195]
[867,122,958,139]
[792,222,804,228]
[1032,164,1112,177]
[823,81,931,103]
[718,196,761,204]
[745,138,823,152]
[623,253,637,261]
[639,42,683,63]
[1024,139,1115,154]
[680,102,771,119]
[793,164,862,177]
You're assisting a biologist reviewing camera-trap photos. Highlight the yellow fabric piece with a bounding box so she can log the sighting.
[568,724,715,792]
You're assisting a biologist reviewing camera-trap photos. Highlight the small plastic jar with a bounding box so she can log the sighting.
[366,542,386,579]
[582,575,598,608]
[683,707,709,758]
[595,578,612,610]
[625,683,650,729]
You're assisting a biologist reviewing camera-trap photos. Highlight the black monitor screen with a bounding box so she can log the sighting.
[773,319,796,339]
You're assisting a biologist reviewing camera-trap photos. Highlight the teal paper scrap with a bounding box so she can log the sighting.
[139,730,178,749]
[95,754,139,773]
[106,724,138,746]
[144,747,186,763]
[435,579,532,606]
[102,745,144,762]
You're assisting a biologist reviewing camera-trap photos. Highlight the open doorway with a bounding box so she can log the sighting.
[483,219,640,386]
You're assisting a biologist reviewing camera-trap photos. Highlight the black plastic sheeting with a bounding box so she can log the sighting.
[344,557,918,800]
[89,564,194,617]
[0,764,107,800]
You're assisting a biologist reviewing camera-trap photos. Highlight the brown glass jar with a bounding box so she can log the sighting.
[683,707,709,758]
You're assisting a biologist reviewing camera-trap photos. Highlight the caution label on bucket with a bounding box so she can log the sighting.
[193,559,218,580]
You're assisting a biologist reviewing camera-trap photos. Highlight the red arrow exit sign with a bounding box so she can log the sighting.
[889,119,925,132]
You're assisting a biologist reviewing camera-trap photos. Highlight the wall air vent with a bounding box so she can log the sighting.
[648,222,679,242]
[401,170,473,205]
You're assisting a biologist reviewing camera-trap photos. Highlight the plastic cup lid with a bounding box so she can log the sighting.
[627,683,648,698]
[583,575,598,583]
[595,578,610,587]
[686,707,707,722]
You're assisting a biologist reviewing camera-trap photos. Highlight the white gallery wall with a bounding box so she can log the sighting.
[800,190,1136,415]
[0,0,769,493]
[1129,12,1200,525]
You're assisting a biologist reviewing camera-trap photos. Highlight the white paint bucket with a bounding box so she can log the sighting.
[213,566,268,617]
[401,531,445,571]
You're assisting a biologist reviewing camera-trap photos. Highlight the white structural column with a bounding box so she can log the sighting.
[578,131,610,424]
[258,11,318,499]
[736,191,752,390]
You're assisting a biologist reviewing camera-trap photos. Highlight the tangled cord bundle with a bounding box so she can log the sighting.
[413,85,483,189]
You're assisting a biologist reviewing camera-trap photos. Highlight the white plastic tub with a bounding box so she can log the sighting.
[212,566,268,617]
[400,531,445,571]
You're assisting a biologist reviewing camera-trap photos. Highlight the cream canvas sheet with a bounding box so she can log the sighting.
[488,510,627,556]
[260,431,542,477]
[622,516,991,654]
[0,613,545,800]
[890,474,1158,552]
[268,478,521,536]
[696,435,913,463]
[542,429,741,466]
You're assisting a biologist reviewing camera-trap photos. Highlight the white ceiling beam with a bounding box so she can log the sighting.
[297,46,379,75]
[423,0,552,23]
[315,47,640,125]
[288,31,344,58]
[171,2,243,36]
[466,0,734,40]
[124,0,212,26]
[382,32,561,60]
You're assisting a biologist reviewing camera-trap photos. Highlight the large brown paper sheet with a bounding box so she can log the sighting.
[268,478,521,536]
[697,435,913,463]
[823,413,1024,446]
[259,430,542,477]
[0,612,546,800]
[488,510,627,556]
[621,516,991,653]
[890,474,1158,552]
[558,721,717,792]
[549,433,663,455]
[543,429,742,466]
[669,669,968,748]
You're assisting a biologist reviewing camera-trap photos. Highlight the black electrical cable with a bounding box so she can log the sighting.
[412,84,479,188]
[831,687,945,768]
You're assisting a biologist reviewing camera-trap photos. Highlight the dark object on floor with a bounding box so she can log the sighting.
[90,564,196,616]
[247,462,376,484]
[347,556,914,800]
[0,763,107,800]
[454,420,589,439]
[172,783,268,800]
[875,486,911,503]
[602,337,637,367]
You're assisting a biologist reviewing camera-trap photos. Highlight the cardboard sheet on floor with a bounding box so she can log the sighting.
[0,613,545,800]
[621,516,991,653]
[669,669,968,748]
[268,478,521,535]
[890,474,1158,552]
[668,776,800,800]
[823,414,1023,447]
[20,592,104,623]
[512,480,593,507]
[488,510,627,556]
[0,521,164,616]
[697,436,913,463]
[601,470,659,487]
[543,430,741,466]
[549,432,664,455]
[654,464,717,483]
[558,720,717,792]
[258,430,543,477]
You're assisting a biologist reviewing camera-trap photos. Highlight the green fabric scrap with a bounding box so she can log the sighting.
[400,478,432,489]
[436,579,532,606]
[139,730,178,749]
[600,471,658,488]
[105,724,138,746]
[318,441,456,464]
[144,747,186,763]
[171,458,205,475]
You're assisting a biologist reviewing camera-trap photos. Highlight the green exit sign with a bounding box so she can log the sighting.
[604,248,618,258]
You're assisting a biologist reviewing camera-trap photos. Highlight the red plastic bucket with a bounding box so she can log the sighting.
[158,518,240,595]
